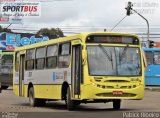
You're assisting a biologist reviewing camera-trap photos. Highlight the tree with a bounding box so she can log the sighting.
[36,28,64,39]
[0,26,12,33]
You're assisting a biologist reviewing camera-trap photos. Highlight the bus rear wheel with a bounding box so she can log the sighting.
[113,99,121,110]
[29,87,39,107]
[66,87,75,110]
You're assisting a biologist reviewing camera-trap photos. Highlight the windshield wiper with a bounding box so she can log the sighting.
[99,44,113,69]
[119,44,129,62]
[98,44,112,62]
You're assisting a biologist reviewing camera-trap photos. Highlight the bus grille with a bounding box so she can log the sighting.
[96,84,137,89]
[96,93,136,97]
[104,80,130,82]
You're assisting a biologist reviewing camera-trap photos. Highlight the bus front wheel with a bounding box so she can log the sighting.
[29,87,39,107]
[66,87,75,110]
[113,99,121,110]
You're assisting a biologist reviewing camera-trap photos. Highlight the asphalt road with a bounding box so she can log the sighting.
[0,88,160,118]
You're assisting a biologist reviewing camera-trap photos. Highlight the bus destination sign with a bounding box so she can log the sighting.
[86,35,139,45]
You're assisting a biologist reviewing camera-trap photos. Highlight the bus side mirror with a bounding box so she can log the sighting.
[82,50,87,65]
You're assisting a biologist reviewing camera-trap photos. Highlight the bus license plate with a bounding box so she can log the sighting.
[112,91,123,95]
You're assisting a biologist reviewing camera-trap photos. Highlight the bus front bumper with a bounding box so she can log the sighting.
[80,84,144,100]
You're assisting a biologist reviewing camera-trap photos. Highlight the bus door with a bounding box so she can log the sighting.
[19,54,25,96]
[71,44,82,98]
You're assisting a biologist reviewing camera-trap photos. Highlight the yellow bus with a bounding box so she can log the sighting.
[13,32,144,110]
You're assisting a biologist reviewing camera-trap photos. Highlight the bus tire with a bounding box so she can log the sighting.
[66,87,75,110]
[1,86,9,90]
[113,99,121,110]
[39,99,46,106]
[74,101,81,106]
[29,87,39,107]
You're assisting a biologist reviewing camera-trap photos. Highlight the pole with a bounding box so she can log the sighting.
[132,9,149,41]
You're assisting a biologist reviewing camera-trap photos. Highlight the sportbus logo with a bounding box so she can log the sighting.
[0,1,41,18]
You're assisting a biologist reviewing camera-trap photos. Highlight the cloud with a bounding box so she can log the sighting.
[24,0,160,25]
[6,0,160,38]
[24,0,125,25]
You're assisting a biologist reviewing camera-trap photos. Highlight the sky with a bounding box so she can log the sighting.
[1,0,160,40]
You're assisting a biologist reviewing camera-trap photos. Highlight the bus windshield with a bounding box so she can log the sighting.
[0,55,13,74]
[87,46,141,76]
[1,55,13,65]
[145,51,160,65]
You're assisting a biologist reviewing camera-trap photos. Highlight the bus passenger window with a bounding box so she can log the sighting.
[35,47,46,69]
[46,45,58,68]
[145,51,153,65]
[58,43,71,68]
[26,49,35,70]
[154,52,160,64]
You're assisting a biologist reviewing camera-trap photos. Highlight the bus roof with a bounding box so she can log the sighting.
[143,48,160,51]
[15,32,139,51]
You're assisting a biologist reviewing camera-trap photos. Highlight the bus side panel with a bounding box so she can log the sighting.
[24,68,71,99]
[145,65,160,85]
[13,84,20,96]
[22,84,63,99]
[33,85,62,99]
[144,49,160,85]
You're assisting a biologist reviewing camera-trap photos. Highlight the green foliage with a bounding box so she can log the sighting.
[0,26,12,33]
[0,25,64,39]
[36,28,64,39]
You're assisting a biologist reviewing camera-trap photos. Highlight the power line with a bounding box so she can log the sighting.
[111,15,127,31]
[6,23,12,29]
